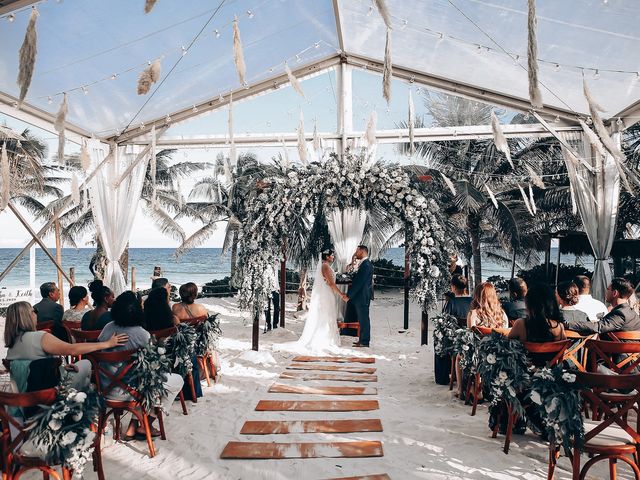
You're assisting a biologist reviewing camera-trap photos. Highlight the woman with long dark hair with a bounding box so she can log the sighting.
[144,287,179,331]
[81,280,115,331]
[509,283,565,342]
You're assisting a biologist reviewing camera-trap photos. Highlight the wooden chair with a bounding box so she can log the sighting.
[69,328,101,343]
[61,320,81,342]
[548,372,640,480]
[586,339,640,376]
[149,326,194,414]
[492,340,570,455]
[337,320,360,339]
[564,330,596,372]
[0,388,74,480]
[35,321,54,333]
[181,316,217,387]
[86,349,166,479]
[607,331,640,342]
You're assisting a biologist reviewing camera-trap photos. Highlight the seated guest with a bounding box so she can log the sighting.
[443,274,472,326]
[448,254,463,276]
[144,287,179,331]
[151,277,172,297]
[467,282,508,329]
[502,278,528,322]
[574,275,608,320]
[99,291,184,440]
[81,280,115,331]
[4,301,127,391]
[62,286,91,324]
[556,281,590,331]
[33,282,64,339]
[509,283,565,343]
[172,283,208,321]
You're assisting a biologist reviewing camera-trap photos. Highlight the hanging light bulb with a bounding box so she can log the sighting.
[593,69,600,79]
[139,122,145,130]
[314,41,320,49]
[218,94,224,102]
[401,19,408,30]
[47,96,53,104]
[81,86,89,95]
[192,105,198,113]
[513,54,520,64]
[16,140,22,149]
[181,46,187,56]
[165,114,171,123]
[246,9,254,18]
[295,54,301,63]
[7,13,15,22]
[554,115,560,123]
[366,5,374,16]
[616,117,623,128]
[476,45,483,54]
[110,73,117,80]
[437,32,444,42]
[214,29,220,38]
[554,63,561,71]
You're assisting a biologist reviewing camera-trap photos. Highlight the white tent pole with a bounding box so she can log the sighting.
[336,63,353,156]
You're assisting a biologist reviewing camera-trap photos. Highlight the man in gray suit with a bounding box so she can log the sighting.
[33,282,64,333]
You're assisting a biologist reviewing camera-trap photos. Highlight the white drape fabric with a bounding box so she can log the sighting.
[559,131,620,302]
[326,208,366,320]
[88,143,148,295]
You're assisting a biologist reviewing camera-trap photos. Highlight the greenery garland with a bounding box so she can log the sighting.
[453,328,479,374]
[129,338,172,413]
[167,323,197,378]
[477,333,531,417]
[433,314,459,357]
[528,366,584,455]
[195,313,222,357]
[27,377,101,478]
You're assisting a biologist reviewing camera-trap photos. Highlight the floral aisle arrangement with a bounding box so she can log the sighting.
[129,339,172,413]
[28,378,101,478]
[477,333,531,417]
[167,323,197,378]
[529,366,584,454]
[236,151,452,315]
[195,313,222,358]
[433,314,459,357]
[453,328,479,375]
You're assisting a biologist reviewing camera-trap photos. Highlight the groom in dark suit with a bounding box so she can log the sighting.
[341,245,374,347]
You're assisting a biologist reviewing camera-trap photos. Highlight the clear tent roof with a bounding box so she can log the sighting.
[1,0,638,138]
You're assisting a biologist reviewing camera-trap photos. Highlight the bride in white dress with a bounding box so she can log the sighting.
[273,249,344,353]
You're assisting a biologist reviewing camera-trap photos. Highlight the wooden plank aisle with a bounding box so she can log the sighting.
[220,441,384,459]
[240,419,383,435]
[268,383,377,395]
[287,364,377,374]
[280,371,378,382]
[326,475,391,480]
[292,356,375,364]
[255,400,379,412]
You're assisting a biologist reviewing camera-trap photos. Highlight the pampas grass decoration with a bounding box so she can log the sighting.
[408,89,415,155]
[568,181,577,215]
[313,119,321,152]
[54,93,68,163]
[138,59,161,95]
[440,172,456,195]
[518,184,534,216]
[490,110,513,168]
[527,0,543,109]
[365,111,377,147]
[297,111,308,165]
[374,0,392,29]
[285,63,305,99]
[228,93,237,168]
[1,143,9,211]
[144,0,157,13]
[281,139,290,168]
[383,29,392,105]
[80,139,91,171]
[233,16,246,86]
[579,119,606,156]
[526,165,545,189]
[528,184,537,214]
[17,7,38,107]
[485,184,498,209]
[71,173,80,205]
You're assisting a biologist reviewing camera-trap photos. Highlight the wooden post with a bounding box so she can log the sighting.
[510,248,517,278]
[54,219,65,308]
[131,266,137,292]
[69,267,75,284]
[252,310,260,351]
[554,237,562,287]
[403,241,410,331]
[544,235,551,282]
[421,310,429,345]
[280,243,286,328]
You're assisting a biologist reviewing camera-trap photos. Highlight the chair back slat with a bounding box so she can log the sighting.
[85,350,141,401]
[180,316,207,327]
[563,331,596,372]
[0,388,58,453]
[70,328,101,343]
[607,331,640,342]
[522,340,571,367]
[149,326,177,340]
[35,321,54,333]
[586,339,640,374]
[471,326,510,337]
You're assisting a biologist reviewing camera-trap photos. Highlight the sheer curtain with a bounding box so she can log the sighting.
[559,131,620,302]
[326,208,366,319]
[88,143,148,295]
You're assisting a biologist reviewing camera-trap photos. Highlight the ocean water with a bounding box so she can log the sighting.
[0,247,593,290]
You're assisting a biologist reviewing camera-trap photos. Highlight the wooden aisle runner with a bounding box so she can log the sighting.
[240,419,383,435]
[280,371,378,382]
[269,383,377,395]
[326,475,391,480]
[220,441,383,459]
[255,399,379,412]
[287,364,377,374]
[292,356,375,364]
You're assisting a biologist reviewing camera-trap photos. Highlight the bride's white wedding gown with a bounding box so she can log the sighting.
[273,260,341,353]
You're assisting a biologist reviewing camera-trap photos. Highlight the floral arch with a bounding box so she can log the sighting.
[236,152,452,316]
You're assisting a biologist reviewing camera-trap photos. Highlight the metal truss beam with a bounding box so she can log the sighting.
[0,0,38,16]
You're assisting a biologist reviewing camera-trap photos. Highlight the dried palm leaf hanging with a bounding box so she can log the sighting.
[150,125,157,208]
[440,172,456,195]
[374,0,392,29]
[365,111,377,147]
[1,143,9,211]
[518,183,534,216]
[137,59,161,95]
[527,0,543,109]
[297,111,308,165]
[485,184,499,209]
[313,119,321,153]
[71,173,80,205]
[408,89,415,155]
[578,119,606,156]
[285,63,305,99]
[233,16,246,85]
[80,139,91,171]
[382,29,392,105]
[568,181,578,215]
[54,93,68,163]
[528,184,537,214]
[526,165,545,189]
[17,7,38,107]
[490,110,513,168]
[144,0,157,14]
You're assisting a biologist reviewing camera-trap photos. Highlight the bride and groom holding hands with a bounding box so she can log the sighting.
[280,244,373,353]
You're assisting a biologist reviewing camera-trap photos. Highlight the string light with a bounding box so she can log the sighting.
[593,69,600,79]
[246,10,254,18]
[110,73,117,80]
[181,46,188,56]
[554,63,561,71]
[218,94,224,102]
[214,29,221,38]
[616,117,623,127]
[366,5,374,16]
[7,13,15,22]
[81,86,89,95]
[139,122,145,130]
[192,105,198,113]
[401,19,408,30]
[513,55,520,65]
[165,114,171,123]
[47,96,53,104]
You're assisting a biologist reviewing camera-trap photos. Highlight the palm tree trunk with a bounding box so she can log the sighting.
[120,243,129,284]
[230,230,239,278]
[297,267,308,311]
[468,214,482,289]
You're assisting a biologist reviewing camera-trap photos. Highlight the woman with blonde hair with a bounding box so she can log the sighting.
[4,301,127,391]
[467,282,509,329]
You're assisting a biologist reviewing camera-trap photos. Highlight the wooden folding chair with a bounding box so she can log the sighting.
[86,349,167,479]
[0,388,74,480]
[492,340,570,455]
[549,372,640,480]
[150,326,194,413]
[180,316,218,387]
[35,321,54,333]
[607,331,640,342]
[564,330,596,372]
